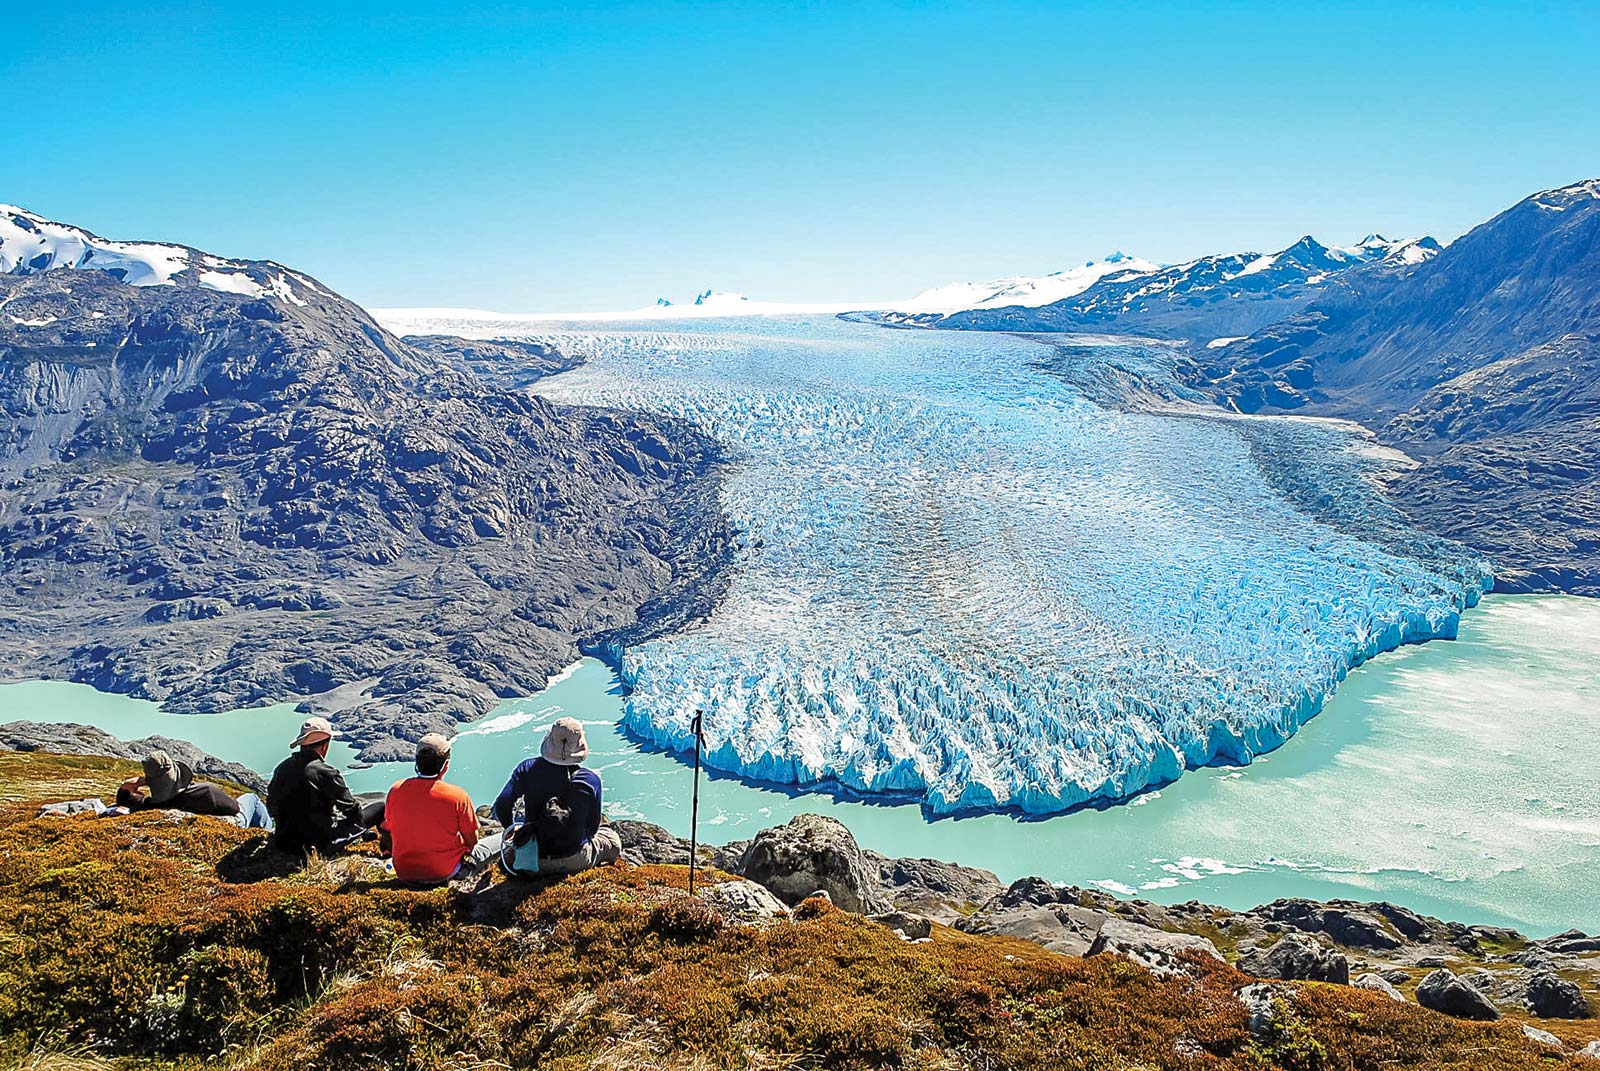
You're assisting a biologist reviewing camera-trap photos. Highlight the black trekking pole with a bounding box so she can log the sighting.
[688,707,705,895]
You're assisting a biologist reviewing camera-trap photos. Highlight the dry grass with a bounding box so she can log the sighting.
[0,751,1594,1070]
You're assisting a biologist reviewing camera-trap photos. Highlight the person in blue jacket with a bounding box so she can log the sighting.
[493,717,622,875]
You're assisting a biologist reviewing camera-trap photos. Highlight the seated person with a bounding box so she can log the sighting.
[117,750,272,828]
[492,717,622,876]
[383,733,501,884]
[266,717,384,856]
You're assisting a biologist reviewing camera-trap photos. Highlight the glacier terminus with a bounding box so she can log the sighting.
[381,312,1492,817]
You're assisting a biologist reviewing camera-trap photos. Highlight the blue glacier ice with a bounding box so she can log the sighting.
[469,315,1489,816]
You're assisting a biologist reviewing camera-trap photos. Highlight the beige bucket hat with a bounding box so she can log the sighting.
[540,717,589,766]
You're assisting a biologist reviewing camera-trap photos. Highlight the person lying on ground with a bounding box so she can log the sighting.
[116,749,272,828]
[266,717,384,856]
[383,733,502,884]
[492,717,622,877]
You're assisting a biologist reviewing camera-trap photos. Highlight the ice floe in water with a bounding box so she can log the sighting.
[399,313,1490,816]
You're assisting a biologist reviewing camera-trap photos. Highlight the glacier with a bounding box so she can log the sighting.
[379,313,1492,816]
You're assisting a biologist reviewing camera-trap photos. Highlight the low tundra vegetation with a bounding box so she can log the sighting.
[0,751,1585,1070]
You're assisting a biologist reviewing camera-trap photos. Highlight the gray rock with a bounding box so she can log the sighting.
[1578,1039,1600,1059]
[867,851,1005,915]
[869,911,933,940]
[1540,930,1600,955]
[0,720,267,793]
[1521,1024,1564,1050]
[1237,983,1287,1041]
[1087,918,1224,978]
[738,814,890,914]
[1381,969,1413,985]
[1353,973,1406,1001]
[1238,932,1351,984]
[1415,968,1501,1021]
[1254,899,1404,951]
[613,819,694,866]
[1527,971,1592,1019]
[954,903,1105,957]
[697,880,790,926]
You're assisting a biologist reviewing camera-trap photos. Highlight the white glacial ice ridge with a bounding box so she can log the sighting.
[377,315,1491,816]
[893,252,1161,314]
[0,204,316,304]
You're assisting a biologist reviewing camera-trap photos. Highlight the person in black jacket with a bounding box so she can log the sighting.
[266,717,384,856]
[115,749,271,828]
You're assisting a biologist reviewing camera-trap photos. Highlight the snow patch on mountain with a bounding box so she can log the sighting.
[895,252,1159,314]
[0,204,315,305]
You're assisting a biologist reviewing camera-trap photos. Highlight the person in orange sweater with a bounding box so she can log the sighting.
[383,734,501,884]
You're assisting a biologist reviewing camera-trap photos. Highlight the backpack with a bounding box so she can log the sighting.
[500,767,584,877]
[534,767,582,856]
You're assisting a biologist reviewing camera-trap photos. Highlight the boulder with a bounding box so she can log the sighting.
[868,852,1004,916]
[1237,983,1286,1041]
[1087,918,1224,978]
[613,820,692,865]
[1353,972,1406,1002]
[1255,899,1403,951]
[1520,1024,1564,1050]
[869,911,933,941]
[1416,968,1501,1021]
[955,903,1106,956]
[739,814,890,914]
[698,880,790,926]
[1539,929,1600,954]
[1578,1039,1600,1059]
[1238,932,1350,984]
[1527,971,1592,1019]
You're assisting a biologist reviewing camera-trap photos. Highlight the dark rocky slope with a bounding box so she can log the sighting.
[1197,181,1600,594]
[0,214,735,759]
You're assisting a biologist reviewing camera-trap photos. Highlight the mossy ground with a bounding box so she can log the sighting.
[0,752,1590,1070]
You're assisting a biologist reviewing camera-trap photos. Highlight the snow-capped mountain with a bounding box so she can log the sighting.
[1195,178,1600,595]
[893,252,1159,315]
[0,205,325,306]
[916,233,1440,340]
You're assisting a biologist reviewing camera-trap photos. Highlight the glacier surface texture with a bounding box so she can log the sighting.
[392,314,1492,816]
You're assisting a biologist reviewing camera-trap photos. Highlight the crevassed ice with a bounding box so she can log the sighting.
[480,315,1487,816]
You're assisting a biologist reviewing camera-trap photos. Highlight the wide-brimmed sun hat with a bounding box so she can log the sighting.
[291,716,340,749]
[141,750,194,804]
[540,717,589,766]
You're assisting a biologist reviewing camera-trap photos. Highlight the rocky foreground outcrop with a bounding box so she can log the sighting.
[0,212,735,760]
[4,748,1592,1070]
[0,719,267,793]
[614,812,1600,1044]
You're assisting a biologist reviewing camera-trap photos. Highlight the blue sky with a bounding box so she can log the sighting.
[8,2,1598,310]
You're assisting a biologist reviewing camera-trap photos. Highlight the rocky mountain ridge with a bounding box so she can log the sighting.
[866,233,1435,338]
[0,208,736,759]
[1195,180,1600,594]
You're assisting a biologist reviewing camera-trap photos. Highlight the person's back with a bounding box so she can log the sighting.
[267,748,329,854]
[386,774,479,882]
[267,718,380,855]
[493,717,620,875]
[505,757,600,858]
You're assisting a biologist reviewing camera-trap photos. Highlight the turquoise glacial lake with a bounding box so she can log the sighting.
[2,593,1595,936]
